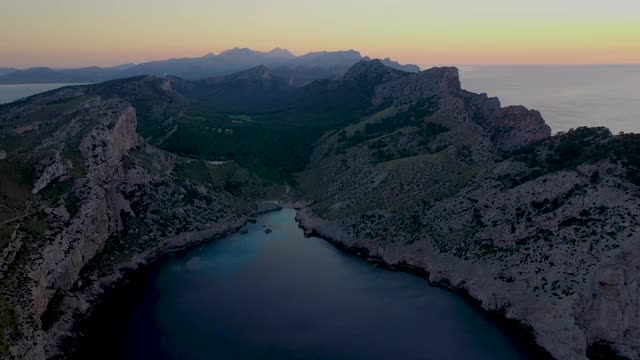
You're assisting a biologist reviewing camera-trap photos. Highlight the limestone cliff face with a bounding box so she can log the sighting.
[31,154,70,195]
[372,66,462,107]
[461,90,551,151]
[369,67,550,152]
[490,106,550,151]
[298,67,639,360]
[0,88,252,359]
[30,102,141,320]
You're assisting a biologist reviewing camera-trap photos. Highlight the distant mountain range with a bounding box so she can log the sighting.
[0,48,420,86]
[0,68,16,76]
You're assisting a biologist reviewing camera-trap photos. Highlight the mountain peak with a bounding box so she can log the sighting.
[379,58,421,73]
[344,59,386,74]
[227,65,273,81]
[343,59,406,81]
[269,47,295,58]
[219,47,255,56]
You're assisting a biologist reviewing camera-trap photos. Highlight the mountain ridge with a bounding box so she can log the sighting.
[0,48,420,85]
[0,61,638,360]
[294,64,639,360]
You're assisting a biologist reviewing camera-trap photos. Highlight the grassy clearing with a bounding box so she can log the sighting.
[228,114,256,123]
[163,108,347,181]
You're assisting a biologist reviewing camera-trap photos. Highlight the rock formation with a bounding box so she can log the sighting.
[1,61,639,360]
[0,86,254,359]
[296,66,640,360]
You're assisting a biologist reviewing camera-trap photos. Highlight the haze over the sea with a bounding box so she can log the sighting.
[2,0,639,68]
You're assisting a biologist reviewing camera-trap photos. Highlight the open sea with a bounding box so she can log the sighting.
[0,83,87,105]
[459,65,640,134]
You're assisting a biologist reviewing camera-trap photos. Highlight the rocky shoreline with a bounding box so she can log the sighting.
[52,202,285,358]
[67,203,551,359]
[44,217,248,359]
[294,206,556,360]
[294,65,640,360]
[3,60,638,360]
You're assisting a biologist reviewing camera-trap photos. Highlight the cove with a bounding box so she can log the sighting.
[75,208,534,360]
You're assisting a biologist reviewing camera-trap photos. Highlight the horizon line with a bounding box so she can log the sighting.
[3,62,640,71]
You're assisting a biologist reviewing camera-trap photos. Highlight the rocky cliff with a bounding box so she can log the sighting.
[0,84,259,359]
[297,65,640,360]
[1,61,639,360]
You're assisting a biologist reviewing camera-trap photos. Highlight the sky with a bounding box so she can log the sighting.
[1,0,639,68]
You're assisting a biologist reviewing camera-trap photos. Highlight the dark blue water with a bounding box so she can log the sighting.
[78,209,533,360]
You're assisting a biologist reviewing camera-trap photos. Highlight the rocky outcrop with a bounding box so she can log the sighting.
[461,90,551,151]
[31,153,70,194]
[372,66,461,107]
[1,61,638,360]
[299,156,640,359]
[341,59,409,84]
[298,66,639,359]
[0,88,254,359]
[489,106,550,150]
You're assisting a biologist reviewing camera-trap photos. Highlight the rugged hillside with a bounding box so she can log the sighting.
[1,60,639,360]
[0,82,278,358]
[297,65,640,360]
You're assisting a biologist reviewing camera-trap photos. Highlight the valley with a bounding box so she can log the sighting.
[0,59,639,360]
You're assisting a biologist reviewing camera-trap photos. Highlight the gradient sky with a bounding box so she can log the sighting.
[1,0,639,68]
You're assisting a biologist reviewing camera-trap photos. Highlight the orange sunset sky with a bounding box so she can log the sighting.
[1,0,639,68]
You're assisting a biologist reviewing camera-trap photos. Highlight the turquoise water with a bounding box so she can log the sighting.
[77,209,534,360]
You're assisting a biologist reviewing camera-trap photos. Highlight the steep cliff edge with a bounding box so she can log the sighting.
[0,86,259,359]
[297,66,640,360]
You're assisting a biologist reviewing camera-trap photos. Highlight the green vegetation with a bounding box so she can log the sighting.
[0,161,34,248]
[349,99,440,151]
[332,98,447,164]
[0,294,19,355]
[513,127,640,185]
[362,97,439,136]
[418,122,449,139]
[62,143,87,178]
[171,157,283,199]
[228,114,256,123]
[80,65,412,182]
[45,95,84,105]
[159,89,370,180]
[65,191,81,219]
[173,160,214,183]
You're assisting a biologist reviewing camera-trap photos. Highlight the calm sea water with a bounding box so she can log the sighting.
[76,209,534,360]
[0,83,84,104]
[460,65,640,134]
